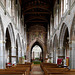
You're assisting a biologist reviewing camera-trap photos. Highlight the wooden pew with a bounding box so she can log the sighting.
[5,68,28,75]
[0,63,31,75]
[17,63,31,71]
[0,70,25,75]
[48,69,75,75]
[40,63,75,75]
[11,66,30,75]
[48,72,75,75]
[40,63,58,71]
[41,65,75,75]
[44,68,69,75]
[15,64,31,75]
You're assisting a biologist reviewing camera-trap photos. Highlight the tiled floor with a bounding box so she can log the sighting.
[30,64,44,75]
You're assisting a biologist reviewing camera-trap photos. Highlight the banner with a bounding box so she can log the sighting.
[57,58,63,65]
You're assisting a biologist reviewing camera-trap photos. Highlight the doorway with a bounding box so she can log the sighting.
[31,42,43,62]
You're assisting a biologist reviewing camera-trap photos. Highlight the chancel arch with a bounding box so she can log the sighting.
[31,42,43,62]
[28,38,46,62]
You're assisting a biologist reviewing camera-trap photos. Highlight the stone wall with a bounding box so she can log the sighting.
[0,0,26,69]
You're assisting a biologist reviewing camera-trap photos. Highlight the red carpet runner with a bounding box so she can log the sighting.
[30,65,44,75]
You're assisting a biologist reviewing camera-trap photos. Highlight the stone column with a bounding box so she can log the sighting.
[52,18,54,34]
[58,43,65,58]
[57,1,59,28]
[33,52,34,60]
[50,16,53,37]
[47,24,50,53]
[61,0,64,17]
[11,0,15,17]
[58,46,65,65]
[22,48,24,57]
[53,49,56,64]
[70,41,75,69]
[18,47,22,58]
[22,43,24,57]
[40,52,41,59]
[11,46,16,64]
[0,40,6,69]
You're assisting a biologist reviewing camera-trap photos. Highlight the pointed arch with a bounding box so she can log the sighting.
[70,15,75,41]
[8,23,15,45]
[9,23,15,44]
[28,38,46,62]
[70,15,75,69]
[5,23,16,64]
[6,23,15,46]
[59,23,69,46]
[59,23,69,61]
[29,38,45,52]
[0,16,4,40]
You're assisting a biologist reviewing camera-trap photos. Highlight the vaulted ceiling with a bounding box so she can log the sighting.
[20,0,56,31]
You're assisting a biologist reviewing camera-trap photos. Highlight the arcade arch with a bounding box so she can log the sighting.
[70,15,75,69]
[0,16,5,69]
[5,23,16,65]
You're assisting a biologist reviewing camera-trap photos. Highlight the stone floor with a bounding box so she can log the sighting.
[30,64,44,75]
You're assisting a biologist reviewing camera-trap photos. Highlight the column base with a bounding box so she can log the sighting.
[0,56,6,69]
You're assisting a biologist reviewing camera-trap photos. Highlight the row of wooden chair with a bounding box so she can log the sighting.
[40,63,75,75]
[0,63,31,75]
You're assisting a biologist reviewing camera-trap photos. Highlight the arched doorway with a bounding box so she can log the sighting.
[6,28,11,63]
[30,42,43,62]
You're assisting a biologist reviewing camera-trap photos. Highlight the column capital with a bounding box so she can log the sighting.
[11,46,17,49]
[0,40,6,43]
[68,40,72,44]
[60,46,64,49]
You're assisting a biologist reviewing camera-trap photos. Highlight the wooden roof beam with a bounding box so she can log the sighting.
[25,20,48,23]
[25,17,48,23]
[24,5,50,12]
[24,12,50,15]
